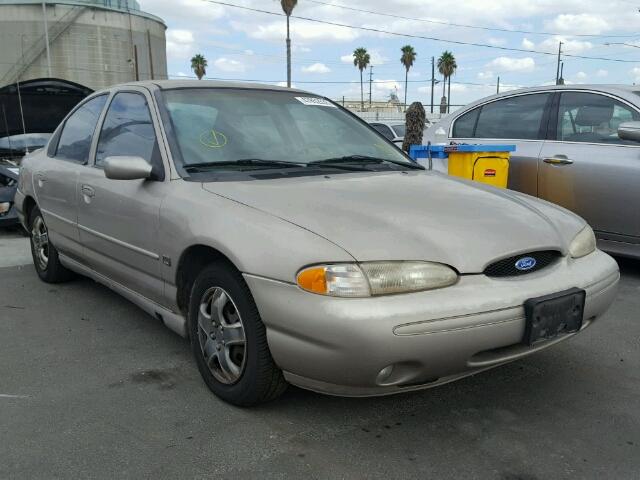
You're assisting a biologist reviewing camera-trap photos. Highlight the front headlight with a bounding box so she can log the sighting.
[296,261,458,297]
[569,225,596,258]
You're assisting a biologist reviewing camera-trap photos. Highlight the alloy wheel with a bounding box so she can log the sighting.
[197,287,247,384]
[31,215,49,271]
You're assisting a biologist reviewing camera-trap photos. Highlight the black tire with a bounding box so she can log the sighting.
[28,206,74,283]
[188,261,287,406]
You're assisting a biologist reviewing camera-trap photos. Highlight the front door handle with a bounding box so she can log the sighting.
[81,185,95,198]
[543,157,574,166]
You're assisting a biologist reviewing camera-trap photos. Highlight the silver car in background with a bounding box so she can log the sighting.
[425,85,640,259]
[370,121,430,147]
[16,81,619,406]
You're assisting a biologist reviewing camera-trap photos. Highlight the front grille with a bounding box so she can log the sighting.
[484,250,561,277]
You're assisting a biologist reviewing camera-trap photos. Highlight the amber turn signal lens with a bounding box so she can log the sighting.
[296,267,327,294]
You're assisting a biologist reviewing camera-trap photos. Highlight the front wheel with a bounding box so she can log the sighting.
[29,206,74,283]
[188,262,287,406]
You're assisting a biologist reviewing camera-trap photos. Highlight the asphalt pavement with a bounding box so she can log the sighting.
[0,231,638,479]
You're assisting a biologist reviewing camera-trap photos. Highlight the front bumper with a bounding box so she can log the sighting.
[244,250,619,396]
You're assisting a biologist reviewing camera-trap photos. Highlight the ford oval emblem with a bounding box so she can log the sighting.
[515,256,537,271]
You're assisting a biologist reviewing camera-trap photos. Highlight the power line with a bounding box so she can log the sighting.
[305,0,640,39]
[202,0,640,63]
[167,73,506,87]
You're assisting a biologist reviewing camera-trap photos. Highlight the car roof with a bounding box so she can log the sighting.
[371,121,405,126]
[459,84,639,111]
[104,79,311,95]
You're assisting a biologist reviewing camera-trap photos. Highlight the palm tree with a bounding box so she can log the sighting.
[281,0,298,88]
[353,47,370,111]
[437,51,457,113]
[190,54,207,80]
[400,45,417,110]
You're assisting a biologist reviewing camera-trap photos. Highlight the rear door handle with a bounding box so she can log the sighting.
[543,157,573,166]
[81,185,95,198]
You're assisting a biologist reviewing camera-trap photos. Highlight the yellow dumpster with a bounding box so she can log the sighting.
[447,151,511,189]
[408,144,516,189]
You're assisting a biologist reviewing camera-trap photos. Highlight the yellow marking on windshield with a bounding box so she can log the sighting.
[199,129,228,148]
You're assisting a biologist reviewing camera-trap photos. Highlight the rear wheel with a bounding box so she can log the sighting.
[188,261,287,406]
[29,206,74,283]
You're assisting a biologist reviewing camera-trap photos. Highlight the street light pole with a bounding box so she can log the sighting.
[369,65,373,108]
[604,42,640,49]
[430,56,435,114]
[555,41,563,85]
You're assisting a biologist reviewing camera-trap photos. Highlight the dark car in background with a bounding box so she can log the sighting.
[0,163,19,227]
[0,78,90,228]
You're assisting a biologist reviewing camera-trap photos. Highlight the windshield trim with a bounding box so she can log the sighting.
[156,86,421,180]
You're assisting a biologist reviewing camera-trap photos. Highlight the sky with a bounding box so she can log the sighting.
[137,0,640,107]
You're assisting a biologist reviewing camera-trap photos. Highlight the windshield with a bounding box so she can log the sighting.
[161,88,413,171]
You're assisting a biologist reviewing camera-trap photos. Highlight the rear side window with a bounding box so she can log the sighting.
[557,92,640,144]
[96,92,159,167]
[391,124,406,137]
[468,93,550,140]
[370,123,394,140]
[55,95,107,163]
[452,108,479,138]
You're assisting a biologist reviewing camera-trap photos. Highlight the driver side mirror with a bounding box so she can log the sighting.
[103,156,152,180]
[617,121,640,142]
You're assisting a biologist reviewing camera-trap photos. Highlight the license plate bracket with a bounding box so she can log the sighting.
[523,288,586,346]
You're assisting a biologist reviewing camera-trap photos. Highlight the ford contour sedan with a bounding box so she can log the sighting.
[15,81,619,406]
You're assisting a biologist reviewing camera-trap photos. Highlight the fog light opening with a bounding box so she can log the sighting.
[376,365,394,384]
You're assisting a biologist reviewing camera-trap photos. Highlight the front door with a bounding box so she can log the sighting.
[538,91,640,240]
[34,94,108,261]
[77,89,167,304]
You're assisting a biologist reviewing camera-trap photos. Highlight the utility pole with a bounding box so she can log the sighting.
[497,76,500,94]
[42,2,52,77]
[430,56,435,114]
[555,41,563,85]
[369,65,373,108]
[558,62,565,85]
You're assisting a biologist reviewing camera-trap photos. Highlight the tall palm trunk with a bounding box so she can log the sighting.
[442,75,447,97]
[360,69,364,110]
[404,68,408,110]
[447,76,451,113]
[286,15,292,88]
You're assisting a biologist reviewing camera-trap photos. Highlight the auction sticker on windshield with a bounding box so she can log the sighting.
[295,97,337,107]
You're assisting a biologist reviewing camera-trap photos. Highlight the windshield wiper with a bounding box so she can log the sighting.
[183,159,306,172]
[308,155,423,170]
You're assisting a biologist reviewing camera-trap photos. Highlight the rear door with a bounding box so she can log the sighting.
[538,90,640,240]
[77,88,167,304]
[35,94,107,261]
[449,92,553,196]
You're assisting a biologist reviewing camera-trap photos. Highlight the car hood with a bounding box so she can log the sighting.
[202,171,584,273]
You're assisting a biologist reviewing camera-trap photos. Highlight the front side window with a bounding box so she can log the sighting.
[557,92,640,144]
[161,88,413,171]
[55,95,107,163]
[471,93,550,140]
[96,92,159,167]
